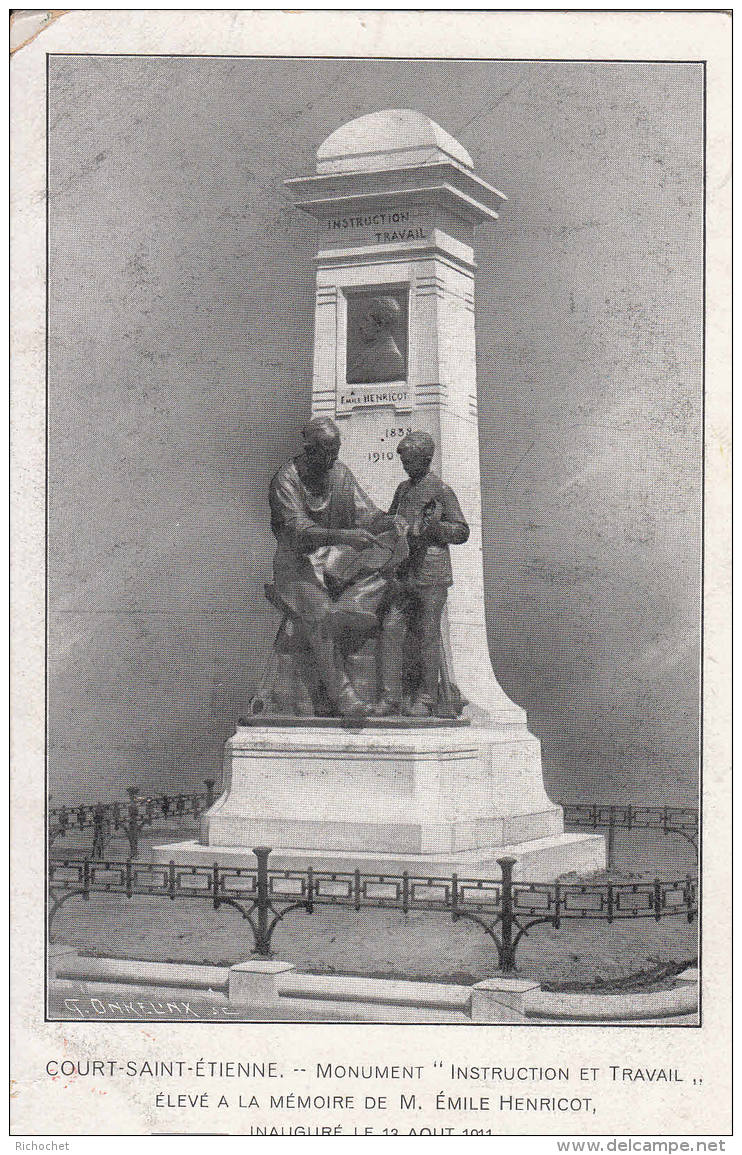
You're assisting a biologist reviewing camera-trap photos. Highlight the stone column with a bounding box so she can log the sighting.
[286,109,524,725]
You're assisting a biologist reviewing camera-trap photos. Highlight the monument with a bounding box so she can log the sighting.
[155,110,605,880]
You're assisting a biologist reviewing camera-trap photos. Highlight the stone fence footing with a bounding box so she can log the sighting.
[48,949,699,1024]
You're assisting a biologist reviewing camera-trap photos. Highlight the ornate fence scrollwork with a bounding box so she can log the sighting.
[449,858,519,971]
[210,847,313,955]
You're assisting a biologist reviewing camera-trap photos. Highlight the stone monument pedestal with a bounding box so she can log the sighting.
[154,720,604,881]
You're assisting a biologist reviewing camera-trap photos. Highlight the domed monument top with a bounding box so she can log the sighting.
[287,106,504,229]
[316,109,474,175]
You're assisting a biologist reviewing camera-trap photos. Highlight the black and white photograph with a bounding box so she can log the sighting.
[11,8,731,1141]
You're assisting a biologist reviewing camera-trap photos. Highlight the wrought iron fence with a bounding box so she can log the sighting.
[48,848,697,973]
[49,787,699,865]
[48,781,217,859]
[562,803,698,863]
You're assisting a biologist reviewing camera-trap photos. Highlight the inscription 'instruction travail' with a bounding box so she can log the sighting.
[326,210,426,245]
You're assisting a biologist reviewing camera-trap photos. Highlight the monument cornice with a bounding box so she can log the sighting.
[314,231,477,276]
[285,160,506,225]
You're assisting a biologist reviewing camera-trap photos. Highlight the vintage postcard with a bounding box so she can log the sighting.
[10,8,731,1142]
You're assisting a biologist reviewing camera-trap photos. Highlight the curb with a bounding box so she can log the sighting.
[51,950,699,1023]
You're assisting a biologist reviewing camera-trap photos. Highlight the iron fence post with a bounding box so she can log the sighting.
[497,856,517,971]
[205,779,215,808]
[212,862,220,909]
[685,872,695,923]
[91,804,106,859]
[253,846,272,956]
[607,807,616,868]
[126,787,140,859]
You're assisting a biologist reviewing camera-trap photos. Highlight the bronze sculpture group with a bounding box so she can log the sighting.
[264,417,469,720]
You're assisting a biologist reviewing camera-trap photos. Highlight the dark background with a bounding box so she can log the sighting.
[47,56,703,804]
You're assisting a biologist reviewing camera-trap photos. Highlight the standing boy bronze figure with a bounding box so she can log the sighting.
[375,431,470,716]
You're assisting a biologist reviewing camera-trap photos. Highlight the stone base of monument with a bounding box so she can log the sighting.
[152,722,605,881]
[154,834,604,883]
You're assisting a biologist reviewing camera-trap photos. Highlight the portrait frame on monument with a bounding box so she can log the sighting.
[345,287,409,387]
[10,8,731,1143]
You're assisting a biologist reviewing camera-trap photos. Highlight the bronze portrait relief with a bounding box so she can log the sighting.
[346,290,408,384]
